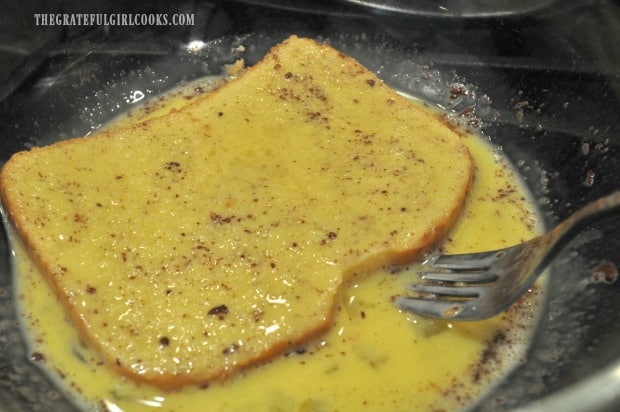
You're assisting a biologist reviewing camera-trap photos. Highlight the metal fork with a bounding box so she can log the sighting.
[397,190,620,321]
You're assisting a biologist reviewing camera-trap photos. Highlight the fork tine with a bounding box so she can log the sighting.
[420,271,498,284]
[408,284,481,298]
[396,296,465,319]
[430,250,504,270]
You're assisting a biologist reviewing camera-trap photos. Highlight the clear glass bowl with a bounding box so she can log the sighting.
[0,3,619,411]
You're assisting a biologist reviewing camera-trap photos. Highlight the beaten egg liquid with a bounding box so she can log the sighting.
[13,78,543,412]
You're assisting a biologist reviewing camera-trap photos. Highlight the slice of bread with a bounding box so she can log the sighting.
[0,36,472,389]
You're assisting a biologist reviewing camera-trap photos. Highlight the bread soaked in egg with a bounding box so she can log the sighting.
[0,35,472,389]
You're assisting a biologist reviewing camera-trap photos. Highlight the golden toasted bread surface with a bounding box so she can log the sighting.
[0,36,472,389]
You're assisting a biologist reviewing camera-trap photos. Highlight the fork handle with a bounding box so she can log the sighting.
[549,190,620,250]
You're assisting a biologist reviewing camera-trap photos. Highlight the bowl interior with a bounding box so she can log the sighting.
[0,12,619,412]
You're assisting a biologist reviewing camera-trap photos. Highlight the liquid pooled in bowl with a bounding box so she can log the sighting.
[10,43,543,411]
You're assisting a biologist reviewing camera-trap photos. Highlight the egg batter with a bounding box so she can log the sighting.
[12,76,543,412]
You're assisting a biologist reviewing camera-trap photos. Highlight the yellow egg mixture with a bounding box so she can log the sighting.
[10,74,542,412]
